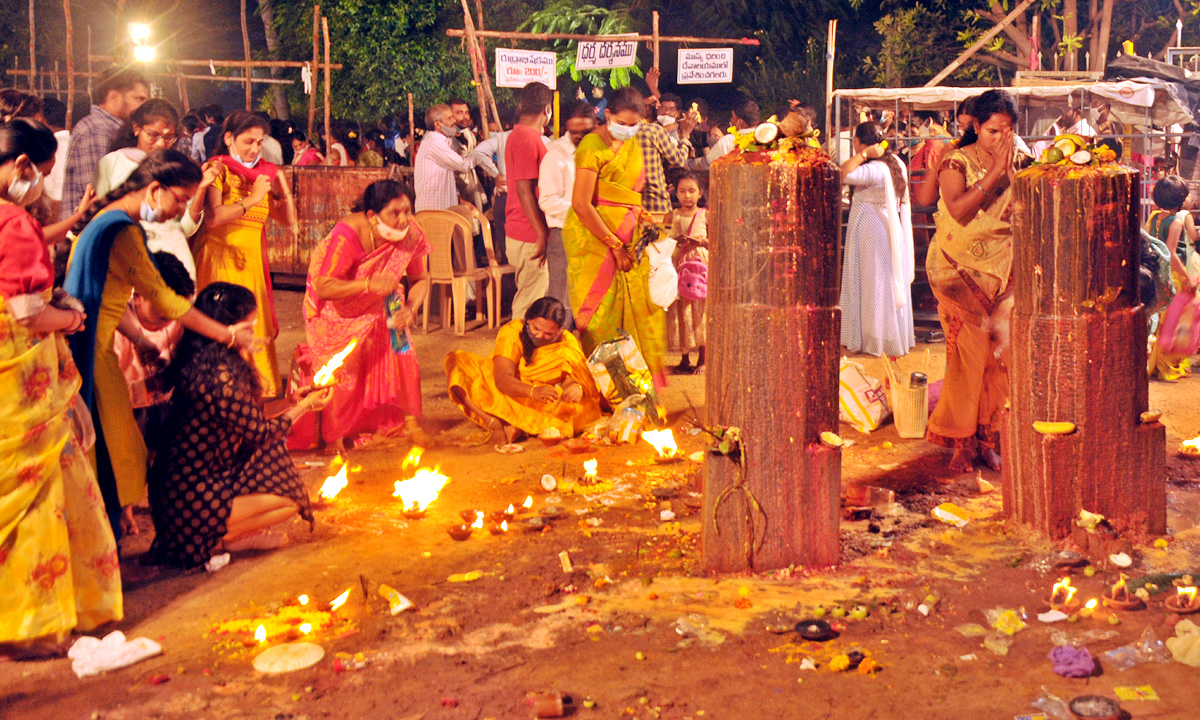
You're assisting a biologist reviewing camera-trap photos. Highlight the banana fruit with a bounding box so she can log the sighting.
[1033,421,1076,435]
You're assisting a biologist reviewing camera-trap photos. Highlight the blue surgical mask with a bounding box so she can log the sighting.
[608,121,638,142]
[231,151,261,169]
[140,199,163,223]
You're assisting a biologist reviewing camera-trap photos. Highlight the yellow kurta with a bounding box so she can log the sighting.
[445,320,604,437]
[193,168,281,396]
[81,223,192,507]
[0,294,122,642]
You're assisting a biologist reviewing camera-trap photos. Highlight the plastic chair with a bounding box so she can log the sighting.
[450,204,515,328]
[414,210,488,335]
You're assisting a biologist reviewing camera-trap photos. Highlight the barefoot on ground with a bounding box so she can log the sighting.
[949,448,974,473]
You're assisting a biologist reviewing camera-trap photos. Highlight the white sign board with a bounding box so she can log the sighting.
[576,37,639,71]
[495,48,558,89]
[677,48,734,84]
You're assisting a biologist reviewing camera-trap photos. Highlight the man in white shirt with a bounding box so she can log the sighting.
[1031,104,1096,157]
[538,103,596,330]
[40,98,70,214]
[415,104,479,213]
[690,99,759,172]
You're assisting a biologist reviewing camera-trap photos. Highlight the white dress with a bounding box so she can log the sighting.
[840,160,916,357]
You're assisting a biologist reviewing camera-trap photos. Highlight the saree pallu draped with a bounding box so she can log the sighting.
[925,148,1014,450]
[445,319,604,437]
[194,157,282,396]
[303,222,430,442]
[0,294,121,643]
[562,132,666,386]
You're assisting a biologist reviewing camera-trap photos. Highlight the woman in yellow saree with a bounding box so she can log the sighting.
[562,87,667,386]
[926,90,1022,473]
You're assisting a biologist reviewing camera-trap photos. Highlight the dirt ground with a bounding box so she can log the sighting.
[3,290,1200,720]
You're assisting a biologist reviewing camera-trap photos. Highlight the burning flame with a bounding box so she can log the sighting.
[329,588,351,611]
[1085,598,1098,610]
[298,594,309,606]
[505,503,515,515]
[1182,436,1200,455]
[254,625,266,643]
[402,446,424,470]
[313,340,358,387]
[643,429,678,457]
[501,520,508,532]
[392,467,449,512]
[1180,586,1197,605]
[318,464,349,500]
[1051,577,1077,605]
[299,623,312,634]
[472,511,484,529]
[584,458,598,478]
[523,496,533,509]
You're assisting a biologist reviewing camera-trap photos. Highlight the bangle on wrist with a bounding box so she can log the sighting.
[225,328,238,348]
[236,200,248,214]
[365,277,373,293]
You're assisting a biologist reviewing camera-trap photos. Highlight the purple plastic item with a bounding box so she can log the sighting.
[927,379,944,414]
[1048,645,1095,678]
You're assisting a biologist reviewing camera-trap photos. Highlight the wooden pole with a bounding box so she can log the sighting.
[28,0,36,91]
[407,92,414,165]
[824,19,836,145]
[552,90,560,138]
[1004,166,1166,541]
[7,68,293,85]
[458,0,492,140]
[925,0,1035,87]
[241,0,253,109]
[446,29,760,45]
[64,0,74,126]
[86,25,92,107]
[88,55,342,70]
[322,15,331,157]
[170,36,189,112]
[308,5,319,139]
[652,11,660,70]
[703,156,842,571]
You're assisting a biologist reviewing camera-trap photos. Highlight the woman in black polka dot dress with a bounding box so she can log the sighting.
[146,282,331,568]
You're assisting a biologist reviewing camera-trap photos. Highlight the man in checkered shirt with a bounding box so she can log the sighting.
[59,67,149,221]
[637,103,696,222]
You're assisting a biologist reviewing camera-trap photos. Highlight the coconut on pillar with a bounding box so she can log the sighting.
[702,142,842,572]
[1002,162,1166,540]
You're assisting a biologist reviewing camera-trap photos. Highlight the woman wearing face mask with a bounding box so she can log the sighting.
[194,110,298,397]
[0,119,123,658]
[562,86,667,385]
[65,149,264,540]
[302,180,434,449]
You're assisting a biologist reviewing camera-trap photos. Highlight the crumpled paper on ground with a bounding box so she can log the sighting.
[1048,644,1095,677]
[1166,619,1200,666]
[68,631,163,678]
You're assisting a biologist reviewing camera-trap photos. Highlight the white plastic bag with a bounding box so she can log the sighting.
[838,358,891,434]
[645,237,678,310]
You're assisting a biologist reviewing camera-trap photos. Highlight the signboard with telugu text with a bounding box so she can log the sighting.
[677,48,734,84]
[495,48,557,89]
[575,36,639,71]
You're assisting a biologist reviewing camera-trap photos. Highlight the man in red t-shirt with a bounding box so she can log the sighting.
[504,81,554,320]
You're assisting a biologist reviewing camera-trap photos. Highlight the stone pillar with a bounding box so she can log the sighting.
[1003,164,1166,540]
[702,150,842,571]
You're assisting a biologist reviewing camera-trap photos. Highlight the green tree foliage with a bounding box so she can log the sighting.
[520,2,642,88]
[863,3,963,87]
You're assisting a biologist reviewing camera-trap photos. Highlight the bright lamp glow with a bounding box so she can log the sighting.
[129,23,151,42]
[133,45,156,63]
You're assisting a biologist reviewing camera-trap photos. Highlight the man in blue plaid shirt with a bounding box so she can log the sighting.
[59,67,149,221]
[637,113,696,219]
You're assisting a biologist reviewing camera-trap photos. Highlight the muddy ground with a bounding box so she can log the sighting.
[2,290,1199,720]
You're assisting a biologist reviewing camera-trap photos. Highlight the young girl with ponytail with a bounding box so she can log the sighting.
[65,149,264,539]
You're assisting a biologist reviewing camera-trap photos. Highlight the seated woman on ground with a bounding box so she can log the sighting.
[146,282,332,569]
[446,297,604,448]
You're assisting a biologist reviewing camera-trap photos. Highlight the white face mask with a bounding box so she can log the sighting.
[230,150,261,169]
[6,162,43,207]
[440,123,460,138]
[608,121,638,142]
[657,115,676,127]
[371,215,410,242]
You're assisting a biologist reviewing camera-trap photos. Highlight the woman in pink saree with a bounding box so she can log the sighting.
[303,180,432,448]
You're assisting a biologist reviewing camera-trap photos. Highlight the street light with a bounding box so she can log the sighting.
[129,23,151,42]
[133,45,156,63]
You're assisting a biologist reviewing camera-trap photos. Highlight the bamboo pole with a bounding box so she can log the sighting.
[88,55,342,70]
[28,0,36,91]
[240,0,252,109]
[824,19,836,142]
[925,0,1035,87]
[458,0,492,140]
[407,91,414,165]
[446,29,760,45]
[64,0,74,125]
[652,11,660,70]
[309,5,319,139]
[6,68,293,85]
[322,16,331,157]
[553,90,560,138]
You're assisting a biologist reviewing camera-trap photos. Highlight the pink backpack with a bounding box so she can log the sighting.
[677,260,708,301]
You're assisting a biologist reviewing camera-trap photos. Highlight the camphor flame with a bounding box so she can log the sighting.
[392,467,449,512]
[1181,436,1200,456]
[472,511,484,529]
[402,446,424,470]
[584,458,598,478]
[523,496,533,509]
[313,340,358,387]
[318,464,349,500]
[299,623,312,634]
[298,594,309,606]
[1085,598,1098,610]
[642,429,678,457]
[500,520,508,532]
[1112,573,1129,599]
[254,625,266,643]
[1179,586,1197,606]
[1051,577,1077,605]
[329,588,351,611]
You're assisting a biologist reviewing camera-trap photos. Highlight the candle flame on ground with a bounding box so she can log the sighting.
[392,467,449,512]
[402,446,424,470]
[1051,577,1077,604]
[501,520,508,532]
[642,429,678,457]
[1181,436,1200,455]
[298,594,309,606]
[318,464,349,500]
[299,623,312,634]
[1180,586,1197,605]
[329,589,351,611]
[1085,598,1098,609]
[522,496,533,509]
[255,625,266,643]
[584,458,598,478]
[505,503,515,514]
[313,340,358,387]
[472,511,484,529]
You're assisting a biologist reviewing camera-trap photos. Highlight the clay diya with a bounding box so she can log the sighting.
[1101,574,1145,611]
[794,619,838,642]
[1164,586,1200,614]
[446,524,473,541]
[563,437,591,454]
[489,505,515,523]
[488,521,509,536]
[1047,577,1082,613]
[459,509,480,523]
[1068,695,1121,720]
[523,517,548,532]
[401,501,426,520]
[538,505,566,520]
